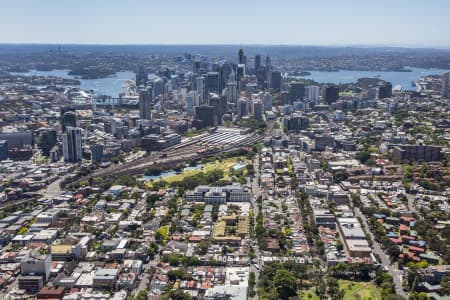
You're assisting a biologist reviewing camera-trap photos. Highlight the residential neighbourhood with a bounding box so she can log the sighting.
[0,42,449,300]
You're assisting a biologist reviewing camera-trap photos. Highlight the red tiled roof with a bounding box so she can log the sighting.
[399,224,409,231]
[389,238,402,245]
[406,251,421,261]
[189,236,202,242]
[408,245,425,253]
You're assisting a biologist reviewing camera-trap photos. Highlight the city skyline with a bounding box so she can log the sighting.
[1,0,450,48]
[0,1,450,299]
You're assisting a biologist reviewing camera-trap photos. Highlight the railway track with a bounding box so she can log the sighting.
[71,133,263,183]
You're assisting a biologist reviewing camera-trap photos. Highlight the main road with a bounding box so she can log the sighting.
[0,177,64,210]
[354,207,407,298]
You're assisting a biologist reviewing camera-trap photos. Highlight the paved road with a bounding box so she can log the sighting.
[0,177,63,210]
[407,194,418,215]
[41,178,63,199]
[250,152,262,300]
[137,254,159,294]
[354,207,407,298]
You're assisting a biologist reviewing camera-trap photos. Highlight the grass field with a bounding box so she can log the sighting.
[145,156,248,188]
[300,281,381,300]
[339,280,381,300]
[300,288,320,300]
[33,155,49,164]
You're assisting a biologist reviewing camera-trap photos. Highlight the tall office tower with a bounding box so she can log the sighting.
[153,77,165,98]
[196,76,206,105]
[206,72,220,94]
[195,106,216,128]
[192,60,202,73]
[186,90,197,111]
[254,54,261,72]
[378,82,392,99]
[238,97,249,119]
[0,140,7,160]
[441,72,449,98]
[135,66,148,86]
[288,82,306,103]
[306,85,320,102]
[236,64,246,90]
[252,99,263,121]
[219,62,233,92]
[265,55,271,68]
[226,77,238,104]
[63,127,82,163]
[171,75,179,90]
[237,64,246,79]
[139,87,153,120]
[263,92,272,112]
[322,85,340,103]
[38,128,57,156]
[246,83,257,99]
[286,113,310,133]
[209,95,228,125]
[62,111,76,132]
[256,65,266,88]
[265,56,272,88]
[91,144,104,163]
[280,91,290,105]
[238,48,246,65]
[271,71,282,91]
[212,62,220,72]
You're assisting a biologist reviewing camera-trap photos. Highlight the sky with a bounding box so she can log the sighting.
[1,0,450,47]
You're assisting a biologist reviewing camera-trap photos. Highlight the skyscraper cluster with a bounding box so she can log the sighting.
[189,48,280,127]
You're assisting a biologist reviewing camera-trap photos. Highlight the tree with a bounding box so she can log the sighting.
[441,276,450,296]
[147,242,158,259]
[167,269,191,281]
[168,289,192,300]
[356,151,371,164]
[336,240,344,251]
[273,269,297,300]
[327,277,344,300]
[409,292,430,300]
[133,289,148,300]
[168,254,181,266]
[248,271,256,297]
[249,271,256,286]
[197,240,210,255]
[334,170,349,183]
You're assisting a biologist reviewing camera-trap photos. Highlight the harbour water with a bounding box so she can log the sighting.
[297,67,450,89]
[11,69,136,97]
[11,67,450,97]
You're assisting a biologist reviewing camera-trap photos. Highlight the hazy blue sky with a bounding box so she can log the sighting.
[1,0,450,47]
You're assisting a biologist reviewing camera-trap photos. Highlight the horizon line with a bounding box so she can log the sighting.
[1,42,450,51]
